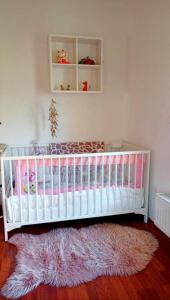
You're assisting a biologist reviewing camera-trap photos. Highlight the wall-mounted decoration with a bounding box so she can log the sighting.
[48,99,58,138]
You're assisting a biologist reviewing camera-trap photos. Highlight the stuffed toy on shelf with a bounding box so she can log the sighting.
[79,56,95,65]
[57,49,70,64]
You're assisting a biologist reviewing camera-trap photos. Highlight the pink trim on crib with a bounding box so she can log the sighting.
[14,154,145,196]
[15,155,143,166]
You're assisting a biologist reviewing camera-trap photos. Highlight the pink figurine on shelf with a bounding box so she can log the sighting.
[82,81,88,91]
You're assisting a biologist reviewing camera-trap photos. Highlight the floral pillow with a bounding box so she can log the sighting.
[49,141,105,155]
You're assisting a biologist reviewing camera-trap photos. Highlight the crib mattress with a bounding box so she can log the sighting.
[6,187,144,223]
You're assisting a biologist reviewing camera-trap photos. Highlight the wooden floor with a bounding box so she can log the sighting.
[0,214,170,300]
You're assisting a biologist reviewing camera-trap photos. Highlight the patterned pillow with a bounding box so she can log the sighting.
[49,141,105,155]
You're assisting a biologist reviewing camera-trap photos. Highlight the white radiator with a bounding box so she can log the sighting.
[155,193,170,238]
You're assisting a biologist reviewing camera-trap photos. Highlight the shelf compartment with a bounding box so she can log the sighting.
[78,38,102,65]
[50,35,76,64]
[78,67,101,92]
[51,65,77,92]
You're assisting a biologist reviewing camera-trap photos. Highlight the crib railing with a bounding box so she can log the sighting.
[1,149,150,240]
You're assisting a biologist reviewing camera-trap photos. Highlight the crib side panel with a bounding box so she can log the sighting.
[1,150,150,230]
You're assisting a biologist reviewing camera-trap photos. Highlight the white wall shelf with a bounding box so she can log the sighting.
[52,63,77,67]
[49,34,103,93]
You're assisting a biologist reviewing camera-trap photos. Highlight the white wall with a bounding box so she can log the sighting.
[2,0,169,220]
[126,0,170,219]
[0,0,128,144]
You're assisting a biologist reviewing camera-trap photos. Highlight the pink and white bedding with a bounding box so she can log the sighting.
[6,187,144,223]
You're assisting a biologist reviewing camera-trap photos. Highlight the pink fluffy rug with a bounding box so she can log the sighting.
[1,223,158,299]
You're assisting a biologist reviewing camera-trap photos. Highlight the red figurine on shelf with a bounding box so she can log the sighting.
[79,56,95,65]
[82,81,88,91]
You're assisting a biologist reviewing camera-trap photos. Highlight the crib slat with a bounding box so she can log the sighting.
[35,158,38,221]
[128,155,131,187]
[18,160,22,223]
[42,159,45,194]
[134,154,137,208]
[94,156,97,214]
[1,159,8,241]
[9,160,15,222]
[73,157,76,217]
[122,155,124,188]
[115,155,117,187]
[66,157,68,218]
[87,157,90,215]
[58,158,61,218]
[9,160,13,198]
[141,154,144,188]
[108,156,111,211]
[128,154,131,210]
[42,158,46,219]
[50,157,54,219]
[121,155,125,211]
[134,155,137,188]
[101,156,104,213]
[26,159,30,222]
[80,157,83,216]
[144,153,150,222]
[120,155,124,211]
[114,155,117,210]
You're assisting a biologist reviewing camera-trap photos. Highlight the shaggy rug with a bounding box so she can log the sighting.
[1,223,158,299]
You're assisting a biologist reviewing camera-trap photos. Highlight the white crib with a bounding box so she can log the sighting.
[1,142,150,240]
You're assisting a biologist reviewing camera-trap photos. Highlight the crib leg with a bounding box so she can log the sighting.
[4,224,8,241]
[5,231,8,241]
[144,212,148,223]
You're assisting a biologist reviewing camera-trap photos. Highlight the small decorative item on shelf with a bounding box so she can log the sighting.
[60,84,71,90]
[79,56,95,65]
[82,81,88,91]
[57,49,70,64]
[49,99,58,138]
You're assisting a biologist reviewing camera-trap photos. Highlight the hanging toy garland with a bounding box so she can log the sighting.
[48,99,58,138]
